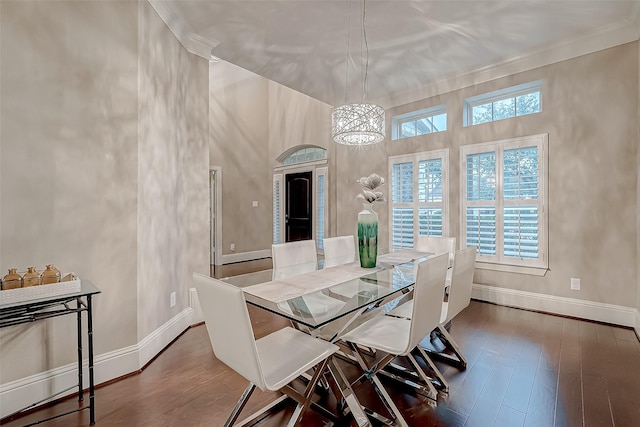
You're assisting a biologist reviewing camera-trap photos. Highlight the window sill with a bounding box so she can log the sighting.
[474,261,548,277]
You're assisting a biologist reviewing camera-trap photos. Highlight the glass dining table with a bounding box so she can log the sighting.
[221,250,434,427]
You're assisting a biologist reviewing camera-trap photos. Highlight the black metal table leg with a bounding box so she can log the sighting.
[87,295,95,425]
[76,297,83,402]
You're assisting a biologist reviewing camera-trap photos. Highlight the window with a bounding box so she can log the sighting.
[389,149,449,248]
[281,147,327,166]
[315,167,328,251]
[273,174,283,244]
[461,134,548,270]
[464,81,542,126]
[391,105,447,140]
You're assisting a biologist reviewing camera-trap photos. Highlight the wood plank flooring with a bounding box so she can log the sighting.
[3,262,640,426]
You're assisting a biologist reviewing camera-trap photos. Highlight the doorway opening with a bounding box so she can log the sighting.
[285,171,312,242]
[273,145,329,251]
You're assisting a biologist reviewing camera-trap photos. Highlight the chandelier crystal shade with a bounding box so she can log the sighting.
[332,103,385,145]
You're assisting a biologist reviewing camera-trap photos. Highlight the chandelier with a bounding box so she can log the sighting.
[331,0,385,146]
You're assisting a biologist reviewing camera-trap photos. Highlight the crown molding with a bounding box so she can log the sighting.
[382,15,640,109]
[148,0,217,60]
[189,33,219,60]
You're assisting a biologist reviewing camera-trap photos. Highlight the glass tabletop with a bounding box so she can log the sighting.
[223,257,428,329]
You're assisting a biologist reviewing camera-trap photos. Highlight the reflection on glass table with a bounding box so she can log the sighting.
[222,257,426,330]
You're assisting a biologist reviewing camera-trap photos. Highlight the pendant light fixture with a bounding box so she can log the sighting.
[331,0,385,146]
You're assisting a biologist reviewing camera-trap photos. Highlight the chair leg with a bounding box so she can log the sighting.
[224,383,256,427]
[368,374,410,427]
[405,352,439,399]
[325,358,372,426]
[348,343,410,427]
[424,324,467,370]
[286,358,330,427]
[412,346,449,393]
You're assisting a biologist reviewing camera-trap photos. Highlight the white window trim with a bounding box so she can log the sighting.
[274,158,327,172]
[315,167,328,253]
[388,148,450,248]
[391,105,447,140]
[460,133,549,272]
[463,80,543,127]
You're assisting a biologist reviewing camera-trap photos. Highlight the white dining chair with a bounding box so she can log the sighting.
[427,245,476,369]
[193,273,339,427]
[388,238,457,320]
[322,235,356,268]
[340,253,450,425]
[272,240,318,279]
[271,240,341,322]
[385,246,476,371]
[415,235,456,267]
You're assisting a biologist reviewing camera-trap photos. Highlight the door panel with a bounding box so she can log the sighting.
[285,172,312,242]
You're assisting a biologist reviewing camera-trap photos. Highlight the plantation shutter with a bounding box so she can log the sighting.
[503,147,539,259]
[273,174,283,244]
[315,167,328,250]
[418,158,443,236]
[391,161,414,248]
[465,151,497,256]
[390,149,448,249]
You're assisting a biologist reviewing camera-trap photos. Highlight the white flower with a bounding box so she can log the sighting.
[357,173,385,203]
[357,173,385,190]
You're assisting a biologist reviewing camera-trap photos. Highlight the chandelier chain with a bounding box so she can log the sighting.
[362,0,369,103]
[344,0,351,105]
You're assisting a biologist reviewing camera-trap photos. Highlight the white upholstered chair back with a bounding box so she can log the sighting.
[193,273,266,390]
[322,235,356,268]
[443,246,476,324]
[406,253,450,355]
[272,240,317,279]
[415,236,457,266]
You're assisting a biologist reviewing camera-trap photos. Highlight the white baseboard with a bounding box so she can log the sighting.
[189,287,203,324]
[138,307,195,368]
[0,307,197,419]
[220,249,271,265]
[472,283,637,327]
[635,309,640,340]
[0,342,140,419]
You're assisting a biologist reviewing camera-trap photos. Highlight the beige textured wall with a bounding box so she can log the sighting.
[209,61,272,255]
[0,1,138,382]
[137,2,209,340]
[337,43,638,307]
[267,81,334,167]
[637,40,640,322]
[0,0,209,388]
[267,81,337,236]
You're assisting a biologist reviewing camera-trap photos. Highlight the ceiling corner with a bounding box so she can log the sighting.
[189,33,220,61]
[148,0,216,60]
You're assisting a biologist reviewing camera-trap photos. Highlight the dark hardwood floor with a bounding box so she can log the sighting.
[3,261,640,426]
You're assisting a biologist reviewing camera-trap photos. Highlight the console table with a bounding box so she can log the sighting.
[0,280,100,425]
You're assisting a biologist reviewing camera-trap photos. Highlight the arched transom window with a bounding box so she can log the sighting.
[278,146,327,166]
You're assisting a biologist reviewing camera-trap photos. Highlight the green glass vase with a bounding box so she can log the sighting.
[358,203,378,268]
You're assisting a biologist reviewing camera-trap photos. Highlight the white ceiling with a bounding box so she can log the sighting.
[152,1,640,108]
